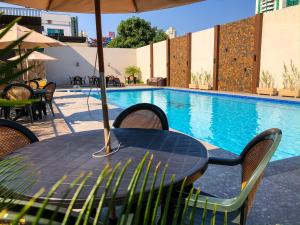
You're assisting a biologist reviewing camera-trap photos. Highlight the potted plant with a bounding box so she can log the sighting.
[125,66,141,84]
[257,70,278,96]
[198,70,212,90]
[189,73,199,89]
[279,60,300,98]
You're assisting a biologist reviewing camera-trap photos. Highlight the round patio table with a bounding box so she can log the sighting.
[4,128,208,208]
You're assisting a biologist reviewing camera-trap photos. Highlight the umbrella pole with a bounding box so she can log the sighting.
[25,51,29,81]
[94,0,111,153]
[18,45,25,81]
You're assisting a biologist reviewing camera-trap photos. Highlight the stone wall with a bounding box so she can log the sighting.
[217,16,256,93]
[169,35,190,88]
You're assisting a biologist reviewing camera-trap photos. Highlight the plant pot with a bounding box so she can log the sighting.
[278,89,300,98]
[189,84,198,89]
[198,84,212,90]
[257,87,278,96]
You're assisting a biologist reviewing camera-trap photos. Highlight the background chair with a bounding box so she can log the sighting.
[2,83,35,122]
[0,119,38,158]
[42,82,56,117]
[113,77,125,87]
[113,103,169,130]
[185,128,282,225]
[69,76,74,85]
[26,80,39,90]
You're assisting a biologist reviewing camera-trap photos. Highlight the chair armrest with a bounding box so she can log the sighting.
[187,194,241,213]
[208,156,242,166]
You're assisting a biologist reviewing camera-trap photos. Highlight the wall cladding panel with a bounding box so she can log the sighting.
[218,17,256,93]
[169,35,190,88]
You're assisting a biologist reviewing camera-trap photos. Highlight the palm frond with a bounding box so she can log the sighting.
[0,153,221,225]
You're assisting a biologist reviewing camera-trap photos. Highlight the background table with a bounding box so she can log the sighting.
[4,128,208,208]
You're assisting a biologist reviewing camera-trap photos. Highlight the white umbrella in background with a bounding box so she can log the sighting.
[0,23,65,49]
[8,51,57,80]
[1,0,204,153]
[8,51,57,61]
[0,23,65,80]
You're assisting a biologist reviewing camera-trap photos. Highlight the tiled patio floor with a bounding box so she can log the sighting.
[23,88,300,225]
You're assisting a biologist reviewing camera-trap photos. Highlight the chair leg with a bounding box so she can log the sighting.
[42,102,47,116]
[27,105,34,123]
[240,200,249,225]
[49,102,55,117]
[3,107,10,119]
[38,102,43,119]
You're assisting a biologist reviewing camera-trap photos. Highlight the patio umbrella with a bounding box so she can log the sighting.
[0,23,66,49]
[8,51,57,80]
[7,50,57,61]
[2,0,204,153]
[0,23,65,80]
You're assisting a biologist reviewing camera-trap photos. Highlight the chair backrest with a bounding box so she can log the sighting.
[114,77,121,84]
[113,103,169,130]
[74,76,82,80]
[3,83,34,100]
[26,80,39,90]
[239,128,282,214]
[43,82,56,102]
[0,119,38,158]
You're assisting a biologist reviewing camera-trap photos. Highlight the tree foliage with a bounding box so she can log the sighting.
[107,17,168,48]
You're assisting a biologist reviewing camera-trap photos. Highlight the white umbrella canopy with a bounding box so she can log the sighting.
[8,51,57,61]
[1,0,204,153]
[0,23,66,49]
[1,0,202,13]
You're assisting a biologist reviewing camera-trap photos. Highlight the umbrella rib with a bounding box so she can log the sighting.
[132,0,138,12]
[46,0,54,10]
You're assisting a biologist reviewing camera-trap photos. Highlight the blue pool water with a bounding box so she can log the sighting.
[86,88,300,161]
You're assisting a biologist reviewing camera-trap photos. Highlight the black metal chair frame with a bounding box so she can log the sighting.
[2,83,36,123]
[73,76,85,85]
[42,82,56,117]
[113,103,169,130]
[0,119,39,143]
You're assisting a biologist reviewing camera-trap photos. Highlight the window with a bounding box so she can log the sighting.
[47,28,64,36]
[47,20,52,24]
[286,0,299,6]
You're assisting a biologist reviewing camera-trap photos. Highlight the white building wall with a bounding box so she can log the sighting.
[44,47,136,85]
[191,28,214,79]
[136,45,151,83]
[153,41,167,78]
[260,5,300,88]
[42,12,72,36]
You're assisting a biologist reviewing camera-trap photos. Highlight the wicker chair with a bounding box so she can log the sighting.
[26,80,39,90]
[186,128,282,225]
[0,119,38,158]
[42,82,56,117]
[2,83,35,122]
[113,103,169,130]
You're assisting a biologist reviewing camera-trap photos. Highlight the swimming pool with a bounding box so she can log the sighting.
[86,88,300,161]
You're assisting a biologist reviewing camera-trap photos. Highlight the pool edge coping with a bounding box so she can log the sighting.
[59,86,300,106]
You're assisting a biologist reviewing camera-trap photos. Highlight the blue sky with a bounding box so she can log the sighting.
[0,0,256,38]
